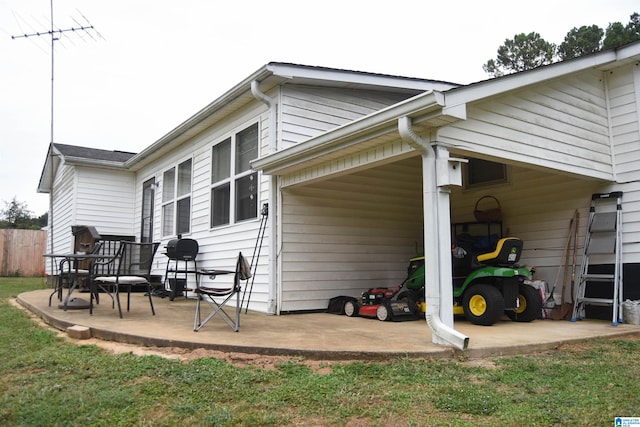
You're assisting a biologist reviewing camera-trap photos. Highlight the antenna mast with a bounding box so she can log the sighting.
[11,0,101,275]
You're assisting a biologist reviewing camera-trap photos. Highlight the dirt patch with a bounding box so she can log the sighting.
[72,340,347,372]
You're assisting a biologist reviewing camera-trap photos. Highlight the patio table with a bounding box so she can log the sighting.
[43,253,113,310]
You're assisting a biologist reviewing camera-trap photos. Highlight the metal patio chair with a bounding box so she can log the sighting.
[92,241,160,318]
[49,241,105,308]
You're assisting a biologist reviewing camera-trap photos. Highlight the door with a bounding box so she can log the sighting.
[141,178,155,243]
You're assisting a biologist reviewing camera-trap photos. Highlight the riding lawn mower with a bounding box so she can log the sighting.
[343,237,542,326]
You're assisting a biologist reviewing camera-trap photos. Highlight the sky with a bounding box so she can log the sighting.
[1,0,638,216]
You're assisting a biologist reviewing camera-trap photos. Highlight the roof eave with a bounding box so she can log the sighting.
[125,62,459,171]
[252,91,448,175]
[63,157,129,169]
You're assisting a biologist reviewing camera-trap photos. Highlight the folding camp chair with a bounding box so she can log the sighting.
[194,252,251,332]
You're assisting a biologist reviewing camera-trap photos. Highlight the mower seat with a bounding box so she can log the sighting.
[475,237,523,267]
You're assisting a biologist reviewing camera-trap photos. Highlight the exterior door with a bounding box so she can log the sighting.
[141,178,155,243]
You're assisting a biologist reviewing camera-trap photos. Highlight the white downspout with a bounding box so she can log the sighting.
[398,116,469,350]
[251,80,277,314]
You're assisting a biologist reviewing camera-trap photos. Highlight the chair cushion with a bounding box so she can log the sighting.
[94,276,149,285]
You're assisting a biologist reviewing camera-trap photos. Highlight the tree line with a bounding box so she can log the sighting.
[0,197,47,230]
[484,12,640,77]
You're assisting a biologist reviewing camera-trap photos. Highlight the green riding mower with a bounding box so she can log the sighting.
[344,237,542,326]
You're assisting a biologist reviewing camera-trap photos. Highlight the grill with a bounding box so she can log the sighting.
[165,238,199,260]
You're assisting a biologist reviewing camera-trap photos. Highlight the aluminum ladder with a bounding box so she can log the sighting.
[571,192,623,325]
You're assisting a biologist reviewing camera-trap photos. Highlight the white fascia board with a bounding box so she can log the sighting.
[614,41,640,63]
[252,91,446,174]
[266,63,458,91]
[62,157,128,170]
[37,145,56,193]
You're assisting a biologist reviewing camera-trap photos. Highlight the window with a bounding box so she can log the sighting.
[211,123,259,227]
[464,158,508,189]
[162,158,192,236]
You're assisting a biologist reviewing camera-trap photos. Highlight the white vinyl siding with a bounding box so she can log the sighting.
[48,163,76,260]
[280,86,418,149]
[280,136,416,188]
[46,165,135,274]
[440,69,614,180]
[279,157,423,312]
[607,64,640,183]
[74,167,136,235]
[604,64,640,262]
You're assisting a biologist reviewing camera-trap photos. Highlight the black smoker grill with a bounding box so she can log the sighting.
[163,238,199,300]
[166,238,199,261]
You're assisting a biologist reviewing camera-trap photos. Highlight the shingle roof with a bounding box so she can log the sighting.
[53,143,137,163]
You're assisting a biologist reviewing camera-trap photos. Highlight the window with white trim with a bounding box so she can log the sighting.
[162,158,192,236]
[211,123,259,227]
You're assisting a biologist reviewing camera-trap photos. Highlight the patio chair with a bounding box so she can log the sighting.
[194,252,251,332]
[92,241,160,318]
[49,241,105,308]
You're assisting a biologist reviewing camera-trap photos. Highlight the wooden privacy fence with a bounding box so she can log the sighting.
[0,229,47,277]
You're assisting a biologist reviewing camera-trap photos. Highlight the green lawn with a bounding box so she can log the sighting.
[1,277,639,426]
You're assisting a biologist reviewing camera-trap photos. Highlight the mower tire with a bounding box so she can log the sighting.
[376,300,392,321]
[463,284,505,326]
[505,283,543,322]
[344,299,359,317]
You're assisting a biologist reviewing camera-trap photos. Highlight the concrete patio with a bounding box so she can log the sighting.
[16,289,640,360]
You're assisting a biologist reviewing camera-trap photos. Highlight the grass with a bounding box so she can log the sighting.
[1,277,639,426]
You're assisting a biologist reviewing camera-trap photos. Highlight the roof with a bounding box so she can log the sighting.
[37,43,640,191]
[253,41,640,176]
[37,143,137,193]
[39,62,452,191]
[124,62,460,171]
[53,143,137,163]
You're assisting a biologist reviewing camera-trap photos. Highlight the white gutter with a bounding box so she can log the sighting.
[251,80,278,314]
[398,116,469,351]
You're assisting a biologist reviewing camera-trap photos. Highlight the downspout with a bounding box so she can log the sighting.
[251,80,277,314]
[398,116,469,350]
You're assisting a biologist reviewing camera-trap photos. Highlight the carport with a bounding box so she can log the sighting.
[252,58,620,349]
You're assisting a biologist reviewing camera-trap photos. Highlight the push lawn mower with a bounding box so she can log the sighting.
[344,236,542,326]
[343,256,425,321]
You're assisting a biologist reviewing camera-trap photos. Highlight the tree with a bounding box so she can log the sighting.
[603,21,630,49]
[558,25,604,60]
[484,12,639,77]
[483,32,556,77]
[0,197,46,230]
[603,12,640,49]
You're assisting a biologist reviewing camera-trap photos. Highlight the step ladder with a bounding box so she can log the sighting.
[571,192,623,325]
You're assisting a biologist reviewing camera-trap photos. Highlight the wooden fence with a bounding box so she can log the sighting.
[0,229,47,277]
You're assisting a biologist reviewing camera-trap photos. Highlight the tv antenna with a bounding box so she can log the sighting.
[11,0,103,271]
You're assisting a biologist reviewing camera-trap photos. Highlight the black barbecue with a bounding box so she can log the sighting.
[165,238,199,260]
[160,238,199,300]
